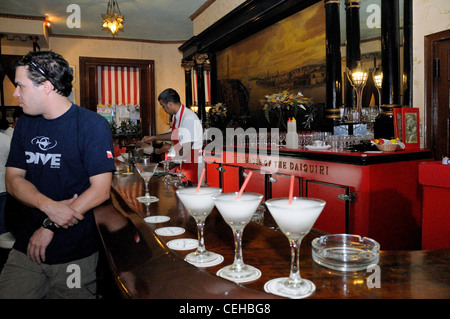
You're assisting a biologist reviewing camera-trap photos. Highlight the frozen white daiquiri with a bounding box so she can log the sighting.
[264,197,326,299]
[135,158,159,203]
[212,192,263,283]
[176,187,223,266]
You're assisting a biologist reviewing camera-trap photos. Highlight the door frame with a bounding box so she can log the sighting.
[424,29,450,159]
[79,57,156,137]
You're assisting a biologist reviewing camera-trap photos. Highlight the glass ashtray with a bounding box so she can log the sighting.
[311,234,380,272]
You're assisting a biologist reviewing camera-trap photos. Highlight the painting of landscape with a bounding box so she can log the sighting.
[216,1,326,127]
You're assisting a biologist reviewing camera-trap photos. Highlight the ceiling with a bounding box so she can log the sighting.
[0,0,206,42]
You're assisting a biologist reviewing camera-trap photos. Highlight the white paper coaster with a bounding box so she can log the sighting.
[264,278,315,299]
[144,216,170,223]
[166,238,198,251]
[185,253,224,268]
[155,227,185,236]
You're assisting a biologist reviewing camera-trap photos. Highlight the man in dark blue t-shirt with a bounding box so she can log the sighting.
[0,51,115,299]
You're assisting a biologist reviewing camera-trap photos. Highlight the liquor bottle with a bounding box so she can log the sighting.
[286,118,298,149]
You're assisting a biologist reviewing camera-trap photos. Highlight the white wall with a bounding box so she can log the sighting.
[412,0,450,124]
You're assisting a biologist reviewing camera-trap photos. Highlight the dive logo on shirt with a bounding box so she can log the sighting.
[31,136,58,151]
[26,136,61,168]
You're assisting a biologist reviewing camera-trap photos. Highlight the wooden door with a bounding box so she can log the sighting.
[425,30,450,160]
[79,57,156,137]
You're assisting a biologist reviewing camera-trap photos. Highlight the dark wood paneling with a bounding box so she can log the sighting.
[179,0,320,58]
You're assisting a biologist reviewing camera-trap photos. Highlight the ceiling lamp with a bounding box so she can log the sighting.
[101,0,124,36]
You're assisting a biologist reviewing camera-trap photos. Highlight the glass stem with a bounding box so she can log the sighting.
[232,229,244,271]
[144,181,150,197]
[196,220,206,254]
[288,239,302,285]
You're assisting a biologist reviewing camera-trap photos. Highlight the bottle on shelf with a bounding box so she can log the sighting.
[286,117,299,149]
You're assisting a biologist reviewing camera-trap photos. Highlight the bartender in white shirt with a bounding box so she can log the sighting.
[142,88,203,183]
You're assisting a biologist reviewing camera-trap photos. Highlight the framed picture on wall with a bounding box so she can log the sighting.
[69,65,75,82]
[393,107,420,149]
[1,106,21,125]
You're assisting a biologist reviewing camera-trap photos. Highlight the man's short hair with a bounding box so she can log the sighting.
[17,51,73,97]
[158,88,181,105]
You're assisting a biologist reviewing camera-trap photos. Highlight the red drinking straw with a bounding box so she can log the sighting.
[196,168,206,193]
[136,162,144,173]
[289,175,295,205]
[236,171,253,199]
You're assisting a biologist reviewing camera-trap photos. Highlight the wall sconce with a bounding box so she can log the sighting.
[44,18,52,29]
[373,68,383,105]
[190,105,198,113]
[373,69,383,89]
[101,0,124,36]
[346,61,368,122]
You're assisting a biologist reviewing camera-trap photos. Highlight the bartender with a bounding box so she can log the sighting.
[142,88,203,183]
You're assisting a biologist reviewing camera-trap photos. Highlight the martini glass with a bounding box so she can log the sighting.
[135,158,159,203]
[160,160,174,184]
[264,197,326,298]
[212,192,263,283]
[176,187,223,266]
[121,152,134,174]
[172,159,188,188]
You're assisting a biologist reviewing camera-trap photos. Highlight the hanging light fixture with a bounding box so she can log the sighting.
[101,0,124,36]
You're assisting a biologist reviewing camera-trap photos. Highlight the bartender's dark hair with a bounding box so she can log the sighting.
[17,51,73,97]
[158,88,181,104]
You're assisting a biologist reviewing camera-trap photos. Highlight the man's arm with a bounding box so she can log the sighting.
[173,142,193,161]
[70,172,112,215]
[5,167,84,227]
[26,172,112,264]
[142,131,172,144]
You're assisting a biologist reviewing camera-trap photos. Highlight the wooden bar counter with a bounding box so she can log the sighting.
[94,168,450,299]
